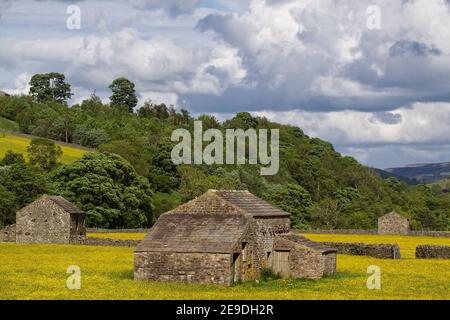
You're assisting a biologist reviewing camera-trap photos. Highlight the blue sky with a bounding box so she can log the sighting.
[1,0,450,168]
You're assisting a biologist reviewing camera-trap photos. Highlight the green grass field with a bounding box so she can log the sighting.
[0,132,88,164]
[1,234,449,300]
[87,232,450,259]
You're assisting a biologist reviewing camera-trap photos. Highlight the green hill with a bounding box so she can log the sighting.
[0,117,19,131]
[0,132,89,164]
[1,94,449,230]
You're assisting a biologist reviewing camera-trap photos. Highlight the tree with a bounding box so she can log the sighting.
[0,185,17,227]
[109,77,138,112]
[29,73,73,104]
[73,124,110,148]
[0,151,25,166]
[0,163,48,222]
[265,184,313,229]
[225,112,258,129]
[51,152,153,228]
[138,101,169,120]
[180,108,191,124]
[197,114,220,129]
[27,138,63,171]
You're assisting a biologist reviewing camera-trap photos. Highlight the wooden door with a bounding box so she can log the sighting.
[272,251,290,277]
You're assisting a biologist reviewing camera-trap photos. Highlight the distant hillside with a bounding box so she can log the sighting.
[0,117,19,132]
[0,132,90,164]
[372,168,417,185]
[385,162,450,184]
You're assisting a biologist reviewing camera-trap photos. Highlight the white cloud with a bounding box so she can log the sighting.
[3,72,31,95]
[2,0,450,167]
[0,27,246,104]
[257,102,450,145]
[196,0,450,111]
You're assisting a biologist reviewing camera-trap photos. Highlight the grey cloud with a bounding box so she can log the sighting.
[369,112,403,125]
[0,0,12,19]
[389,40,441,57]
[193,0,450,113]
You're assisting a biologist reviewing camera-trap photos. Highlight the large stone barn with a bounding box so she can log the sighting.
[134,190,337,285]
[16,195,86,244]
[378,211,410,235]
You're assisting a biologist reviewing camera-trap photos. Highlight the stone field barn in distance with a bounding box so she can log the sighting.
[378,211,410,235]
[134,190,337,285]
[15,195,86,244]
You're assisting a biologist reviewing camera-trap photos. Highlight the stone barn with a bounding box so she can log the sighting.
[16,195,86,244]
[378,211,410,235]
[134,190,337,285]
[0,90,10,97]
[0,224,16,243]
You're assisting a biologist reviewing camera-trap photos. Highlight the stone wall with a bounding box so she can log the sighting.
[321,242,401,259]
[298,229,450,237]
[16,199,72,244]
[409,231,450,238]
[416,245,450,259]
[68,237,140,247]
[87,228,150,233]
[297,229,378,235]
[134,252,233,285]
[323,253,337,276]
[0,224,16,243]
[254,217,290,269]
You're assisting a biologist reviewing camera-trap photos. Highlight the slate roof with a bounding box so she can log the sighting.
[47,196,84,215]
[274,233,337,254]
[379,211,408,221]
[136,190,289,253]
[135,214,250,253]
[165,190,290,218]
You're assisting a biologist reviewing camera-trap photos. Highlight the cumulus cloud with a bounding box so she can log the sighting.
[257,102,450,145]
[256,102,450,167]
[194,0,450,112]
[0,28,246,103]
[2,0,450,167]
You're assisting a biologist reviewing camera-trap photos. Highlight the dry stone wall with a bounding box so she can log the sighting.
[321,242,401,259]
[86,228,150,233]
[416,245,450,259]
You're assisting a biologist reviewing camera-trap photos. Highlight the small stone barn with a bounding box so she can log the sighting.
[134,190,337,285]
[378,211,410,235]
[16,195,86,244]
[0,224,16,243]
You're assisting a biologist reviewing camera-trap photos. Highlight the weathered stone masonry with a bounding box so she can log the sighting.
[378,212,409,235]
[134,190,337,285]
[15,195,86,244]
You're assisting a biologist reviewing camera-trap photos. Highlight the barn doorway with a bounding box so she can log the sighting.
[272,250,290,277]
